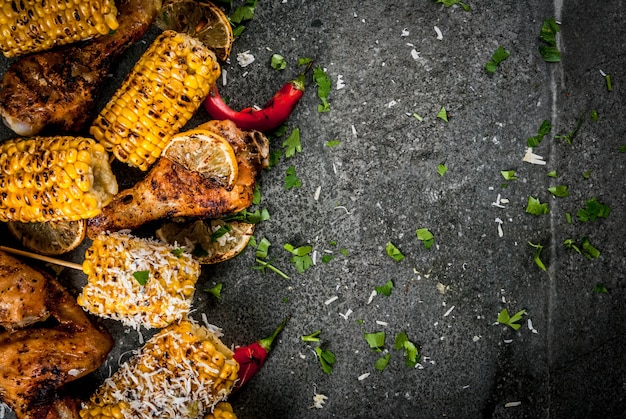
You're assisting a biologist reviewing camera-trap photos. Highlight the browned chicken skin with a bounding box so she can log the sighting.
[87,120,270,238]
[0,0,161,136]
[0,258,113,419]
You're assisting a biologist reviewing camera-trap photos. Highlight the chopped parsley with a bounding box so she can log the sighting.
[538,17,561,62]
[252,258,289,279]
[554,113,585,144]
[619,145,626,153]
[364,331,386,352]
[297,57,313,67]
[605,73,612,92]
[325,139,341,147]
[577,197,611,222]
[527,120,552,148]
[526,196,550,215]
[484,46,510,74]
[313,66,331,113]
[315,346,336,374]
[416,228,435,249]
[223,208,270,224]
[385,242,405,262]
[437,163,448,176]
[205,282,223,300]
[229,0,257,37]
[171,248,185,257]
[528,241,547,271]
[581,237,601,260]
[132,270,149,286]
[394,332,419,367]
[437,106,448,122]
[282,128,302,158]
[497,308,526,330]
[284,243,313,273]
[270,54,287,70]
[192,243,209,258]
[593,283,608,294]
[434,0,470,11]
[210,223,232,242]
[501,170,518,181]
[284,165,302,189]
[255,237,272,259]
[375,353,391,372]
[547,170,557,178]
[548,185,569,197]
[374,280,394,297]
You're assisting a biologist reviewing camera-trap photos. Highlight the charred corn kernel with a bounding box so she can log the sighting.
[204,402,237,419]
[90,30,220,171]
[0,136,118,223]
[77,231,201,330]
[80,320,239,419]
[0,0,118,58]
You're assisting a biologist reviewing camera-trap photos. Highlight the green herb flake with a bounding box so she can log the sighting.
[229,0,257,36]
[297,57,313,67]
[547,170,557,178]
[526,196,550,215]
[255,237,271,259]
[619,145,626,153]
[364,331,386,352]
[412,113,424,121]
[563,239,581,254]
[223,208,270,224]
[325,139,341,147]
[385,242,405,262]
[528,241,547,271]
[590,110,599,121]
[605,74,612,92]
[527,120,552,148]
[301,329,321,342]
[284,165,302,189]
[132,270,149,286]
[548,185,569,197]
[497,308,526,330]
[485,46,510,74]
[171,248,185,257]
[210,223,232,242]
[416,228,435,249]
[437,106,448,122]
[205,282,223,299]
[192,244,209,258]
[435,0,470,11]
[581,237,600,260]
[270,54,287,70]
[314,346,336,374]
[313,66,331,113]
[577,197,611,222]
[252,258,290,279]
[375,353,391,371]
[321,254,335,263]
[282,128,302,158]
[539,18,561,62]
[284,243,313,273]
[565,212,572,224]
[394,332,420,367]
[593,282,608,294]
[437,163,448,176]
[501,170,518,181]
[375,280,394,297]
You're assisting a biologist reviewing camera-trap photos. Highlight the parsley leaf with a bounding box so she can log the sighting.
[284,243,313,273]
[527,120,552,147]
[577,197,611,222]
[394,332,420,367]
[437,163,448,176]
[284,165,302,189]
[434,0,470,11]
[132,270,149,285]
[313,66,331,112]
[416,228,435,249]
[385,242,405,262]
[282,128,302,158]
[437,106,448,122]
[374,280,394,297]
[252,258,289,279]
[581,237,600,260]
[497,308,526,330]
[223,208,270,224]
[501,170,518,181]
[554,113,585,144]
[593,283,608,294]
[526,196,550,215]
[528,241,547,271]
[229,0,257,37]
[547,170,557,178]
[171,248,185,257]
[485,46,510,74]
[548,185,569,197]
[270,53,287,70]
[539,18,561,62]
[205,282,223,300]
[364,331,386,352]
[210,223,232,242]
[563,239,581,254]
[301,330,321,342]
[314,346,336,374]
[375,353,391,371]
[255,237,272,259]
[325,139,341,147]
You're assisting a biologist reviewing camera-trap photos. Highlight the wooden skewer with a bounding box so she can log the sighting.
[0,245,83,271]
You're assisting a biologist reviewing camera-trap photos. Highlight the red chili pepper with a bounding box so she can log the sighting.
[232,316,290,391]
[204,63,313,132]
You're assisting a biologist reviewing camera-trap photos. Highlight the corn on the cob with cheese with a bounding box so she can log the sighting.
[80,319,240,419]
[90,29,220,171]
[0,136,118,223]
[77,231,201,329]
[0,0,119,58]
[204,402,237,419]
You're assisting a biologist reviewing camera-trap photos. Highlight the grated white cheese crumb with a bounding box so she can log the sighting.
[472,335,481,342]
[443,306,455,317]
[411,49,420,60]
[387,100,397,108]
[528,318,538,334]
[314,186,321,201]
[310,393,328,409]
[336,75,345,90]
[401,28,410,37]
[221,69,227,86]
[505,401,522,408]
[434,26,443,40]
[324,296,338,305]
[236,51,255,67]
[358,373,370,381]
[68,369,82,377]
[495,218,504,238]
[351,124,357,136]
[367,290,377,304]
[375,320,388,326]
[523,147,546,165]
[339,309,353,320]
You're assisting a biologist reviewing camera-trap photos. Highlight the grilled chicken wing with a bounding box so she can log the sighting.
[0,266,113,419]
[0,251,49,330]
[0,0,161,136]
[87,120,269,238]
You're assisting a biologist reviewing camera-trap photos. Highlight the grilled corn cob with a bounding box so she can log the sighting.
[90,29,220,171]
[77,231,201,329]
[204,402,237,419]
[0,136,118,223]
[80,319,240,419]
[0,0,119,58]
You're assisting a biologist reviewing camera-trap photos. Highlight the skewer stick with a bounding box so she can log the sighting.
[0,245,83,271]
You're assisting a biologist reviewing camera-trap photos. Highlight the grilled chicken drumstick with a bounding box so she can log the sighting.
[87,120,270,238]
[0,0,161,136]
[0,252,113,419]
